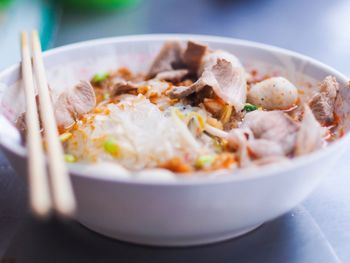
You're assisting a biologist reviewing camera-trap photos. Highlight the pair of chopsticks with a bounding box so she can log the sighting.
[21,31,76,218]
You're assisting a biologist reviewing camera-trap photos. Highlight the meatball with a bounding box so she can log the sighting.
[248,77,298,110]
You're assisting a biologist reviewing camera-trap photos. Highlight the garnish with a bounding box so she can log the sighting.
[243,103,258,112]
[103,137,120,157]
[59,132,72,143]
[195,154,216,169]
[92,72,109,83]
[64,154,77,163]
[103,92,110,100]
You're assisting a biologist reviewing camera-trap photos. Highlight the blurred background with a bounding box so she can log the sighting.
[0,0,350,76]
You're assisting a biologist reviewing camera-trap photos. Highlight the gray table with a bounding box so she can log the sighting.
[1,0,350,262]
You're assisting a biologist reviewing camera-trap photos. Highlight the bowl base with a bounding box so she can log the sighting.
[78,221,262,247]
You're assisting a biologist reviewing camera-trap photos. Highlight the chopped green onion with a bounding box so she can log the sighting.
[59,132,72,143]
[103,92,110,100]
[64,154,76,163]
[195,154,216,169]
[103,137,120,157]
[92,72,109,83]
[243,103,258,112]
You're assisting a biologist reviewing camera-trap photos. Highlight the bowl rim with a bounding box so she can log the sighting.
[0,33,349,186]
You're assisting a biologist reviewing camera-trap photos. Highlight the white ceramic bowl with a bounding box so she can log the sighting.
[0,35,349,246]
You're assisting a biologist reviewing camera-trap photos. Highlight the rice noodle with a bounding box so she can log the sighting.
[67,95,211,170]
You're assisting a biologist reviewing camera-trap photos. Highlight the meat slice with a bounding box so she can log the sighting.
[111,79,139,95]
[248,139,285,159]
[198,50,244,75]
[147,41,184,78]
[182,41,208,73]
[227,128,253,167]
[166,50,247,111]
[68,81,96,115]
[198,51,247,111]
[208,58,246,111]
[308,76,339,126]
[241,110,299,154]
[54,95,76,129]
[167,77,207,99]
[253,156,289,166]
[308,94,333,125]
[55,80,96,129]
[295,105,325,156]
[319,75,339,99]
[155,69,189,83]
[15,114,27,141]
[167,85,194,99]
[16,94,41,136]
[227,127,288,167]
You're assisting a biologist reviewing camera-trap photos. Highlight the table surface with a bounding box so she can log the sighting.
[1,0,350,262]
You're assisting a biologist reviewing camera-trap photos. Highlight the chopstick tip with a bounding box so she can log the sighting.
[56,201,76,218]
[30,199,52,219]
[31,30,42,50]
[32,29,39,37]
[32,30,40,42]
[20,31,27,47]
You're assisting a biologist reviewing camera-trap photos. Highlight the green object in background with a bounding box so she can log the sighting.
[0,0,12,9]
[57,0,140,10]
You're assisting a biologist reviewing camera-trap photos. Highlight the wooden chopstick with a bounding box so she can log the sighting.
[30,30,76,217]
[21,32,51,218]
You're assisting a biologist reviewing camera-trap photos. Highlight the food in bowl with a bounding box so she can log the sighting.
[1,35,349,246]
[17,41,343,175]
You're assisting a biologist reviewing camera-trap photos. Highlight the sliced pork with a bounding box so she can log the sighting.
[227,128,253,167]
[182,41,208,73]
[167,76,207,99]
[308,76,339,126]
[248,139,285,159]
[147,41,184,78]
[167,52,247,111]
[295,105,325,156]
[253,156,289,166]
[55,80,96,129]
[198,51,247,111]
[241,110,299,154]
[155,69,189,83]
[111,79,139,95]
[198,50,244,76]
